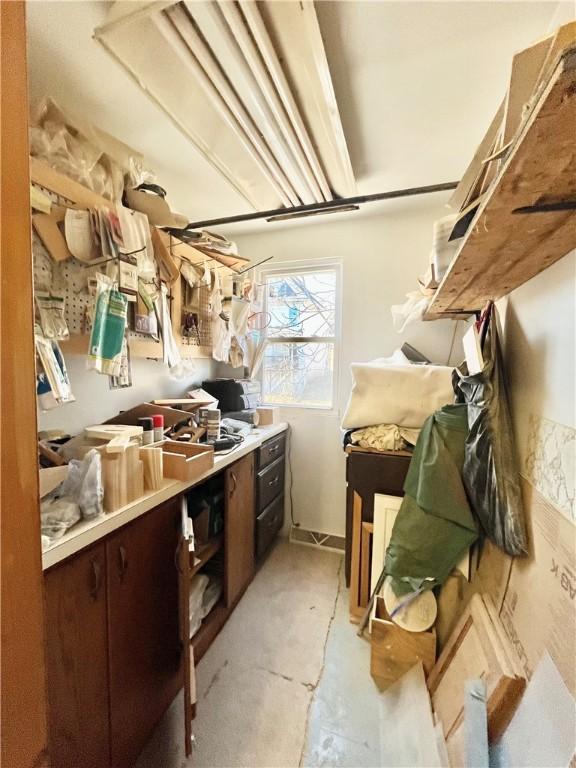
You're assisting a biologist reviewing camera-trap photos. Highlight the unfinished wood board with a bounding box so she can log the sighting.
[435,538,512,650]
[503,34,553,146]
[161,440,214,482]
[360,522,373,607]
[0,2,50,768]
[427,47,576,317]
[378,663,442,767]
[349,491,363,621]
[151,398,212,408]
[32,212,72,262]
[448,101,505,213]
[533,21,576,97]
[371,596,436,692]
[499,479,576,696]
[169,236,247,274]
[105,402,194,429]
[39,466,69,498]
[151,228,179,284]
[60,332,161,358]
[428,593,525,743]
[30,156,114,209]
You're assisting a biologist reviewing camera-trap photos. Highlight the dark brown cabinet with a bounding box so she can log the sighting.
[44,499,182,768]
[44,542,110,768]
[225,453,255,607]
[344,446,411,597]
[255,435,286,560]
[107,498,182,768]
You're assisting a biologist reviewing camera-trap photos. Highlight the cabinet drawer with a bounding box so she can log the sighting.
[257,455,285,511]
[258,433,286,469]
[256,494,284,559]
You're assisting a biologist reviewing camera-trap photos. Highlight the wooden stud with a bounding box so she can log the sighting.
[349,491,363,621]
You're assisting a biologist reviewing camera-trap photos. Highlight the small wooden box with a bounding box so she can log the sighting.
[161,441,214,482]
[257,407,280,426]
[370,596,436,691]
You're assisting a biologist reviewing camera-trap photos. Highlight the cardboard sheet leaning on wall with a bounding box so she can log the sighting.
[385,403,479,596]
[455,305,528,556]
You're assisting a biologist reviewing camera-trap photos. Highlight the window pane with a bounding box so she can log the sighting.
[262,342,334,407]
[266,271,336,338]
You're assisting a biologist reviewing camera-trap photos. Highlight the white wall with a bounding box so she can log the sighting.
[229,197,465,536]
[499,250,576,517]
[38,355,214,436]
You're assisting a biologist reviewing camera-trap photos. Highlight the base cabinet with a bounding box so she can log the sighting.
[44,542,109,768]
[225,453,255,607]
[107,499,182,767]
[44,499,182,768]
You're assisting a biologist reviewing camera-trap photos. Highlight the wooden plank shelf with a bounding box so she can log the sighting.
[426,47,576,320]
[60,333,211,359]
[190,535,223,579]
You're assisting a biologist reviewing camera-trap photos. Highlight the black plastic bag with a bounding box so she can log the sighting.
[454,308,528,556]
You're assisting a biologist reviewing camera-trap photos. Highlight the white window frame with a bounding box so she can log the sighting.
[257,258,342,411]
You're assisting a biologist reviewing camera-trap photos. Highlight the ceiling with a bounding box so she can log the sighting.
[26,1,566,235]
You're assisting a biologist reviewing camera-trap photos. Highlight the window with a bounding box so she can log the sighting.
[259,263,340,408]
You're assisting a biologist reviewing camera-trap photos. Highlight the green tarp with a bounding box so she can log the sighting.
[385,403,478,596]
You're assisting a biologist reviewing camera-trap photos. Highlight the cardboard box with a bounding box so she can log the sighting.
[256,406,280,426]
[499,479,576,696]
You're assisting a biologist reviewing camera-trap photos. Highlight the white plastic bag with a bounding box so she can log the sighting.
[391,290,431,332]
[59,449,104,519]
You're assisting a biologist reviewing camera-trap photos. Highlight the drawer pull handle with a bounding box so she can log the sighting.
[89,559,102,600]
[269,445,279,454]
[268,476,279,487]
[118,545,128,582]
[230,471,237,495]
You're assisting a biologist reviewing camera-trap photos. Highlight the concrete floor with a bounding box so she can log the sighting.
[136,540,381,768]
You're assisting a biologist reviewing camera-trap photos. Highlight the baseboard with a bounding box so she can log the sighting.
[289,525,345,553]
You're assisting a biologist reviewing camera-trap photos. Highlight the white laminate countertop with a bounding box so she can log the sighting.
[42,423,288,571]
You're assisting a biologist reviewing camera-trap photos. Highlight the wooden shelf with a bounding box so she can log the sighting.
[190,535,223,579]
[60,333,211,359]
[426,47,576,319]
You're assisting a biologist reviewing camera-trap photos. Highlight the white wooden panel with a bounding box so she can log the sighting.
[371,493,402,593]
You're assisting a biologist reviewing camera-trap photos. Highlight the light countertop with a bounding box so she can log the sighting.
[42,423,288,571]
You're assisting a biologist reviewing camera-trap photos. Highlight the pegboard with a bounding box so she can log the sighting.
[180,283,212,348]
[32,184,163,343]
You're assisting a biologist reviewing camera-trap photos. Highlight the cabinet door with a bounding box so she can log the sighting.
[107,499,182,768]
[44,542,109,768]
[225,453,255,606]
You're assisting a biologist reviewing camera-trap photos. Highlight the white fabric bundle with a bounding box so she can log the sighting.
[342,360,454,430]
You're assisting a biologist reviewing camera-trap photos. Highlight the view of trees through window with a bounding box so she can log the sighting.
[261,268,337,407]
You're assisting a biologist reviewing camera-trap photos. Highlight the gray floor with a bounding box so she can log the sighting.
[136,540,381,768]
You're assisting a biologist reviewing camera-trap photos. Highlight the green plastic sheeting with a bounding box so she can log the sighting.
[385,403,478,596]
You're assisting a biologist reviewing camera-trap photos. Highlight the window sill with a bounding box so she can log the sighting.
[262,402,340,417]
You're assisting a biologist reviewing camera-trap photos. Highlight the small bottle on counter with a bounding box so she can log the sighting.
[138,417,154,445]
[151,414,165,443]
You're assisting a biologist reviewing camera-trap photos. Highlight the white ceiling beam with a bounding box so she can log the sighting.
[216,0,327,204]
[257,1,356,198]
[187,1,315,205]
[238,0,333,201]
[94,25,261,209]
[160,5,300,207]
